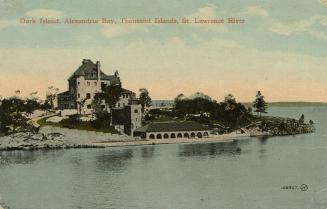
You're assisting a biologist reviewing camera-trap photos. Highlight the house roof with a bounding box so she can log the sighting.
[134,121,211,133]
[57,91,70,96]
[68,59,120,85]
[121,88,135,95]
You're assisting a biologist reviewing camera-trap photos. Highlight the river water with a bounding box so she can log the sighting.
[0,106,327,209]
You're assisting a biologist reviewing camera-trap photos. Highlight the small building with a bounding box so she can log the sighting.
[134,121,212,140]
[112,99,142,135]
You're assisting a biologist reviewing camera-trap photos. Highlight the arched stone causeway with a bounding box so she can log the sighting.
[171,133,176,138]
[184,133,189,138]
[197,132,202,138]
[156,134,162,139]
[190,132,196,138]
[164,133,169,139]
[177,133,183,138]
[149,134,155,139]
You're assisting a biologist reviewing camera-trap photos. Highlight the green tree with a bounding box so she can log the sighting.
[77,98,87,115]
[25,92,40,114]
[253,91,268,116]
[174,93,185,102]
[91,94,104,115]
[45,86,59,109]
[96,83,122,111]
[0,96,37,134]
[139,88,152,113]
[224,94,237,111]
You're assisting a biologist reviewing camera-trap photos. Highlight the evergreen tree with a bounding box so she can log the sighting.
[253,91,268,116]
[299,114,305,123]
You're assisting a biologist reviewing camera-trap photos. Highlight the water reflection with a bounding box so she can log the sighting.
[95,148,133,172]
[0,150,65,167]
[178,141,242,157]
[141,146,155,158]
[258,136,269,144]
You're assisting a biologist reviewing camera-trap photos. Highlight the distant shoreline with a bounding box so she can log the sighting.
[152,100,327,108]
[241,102,327,107]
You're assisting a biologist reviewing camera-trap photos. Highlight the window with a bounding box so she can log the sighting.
[87,105,91,109]
[134,109,138,113]
[117,103,120,107]
[87,81,90,86]
[86,93,91,99]
[78,93,80,98]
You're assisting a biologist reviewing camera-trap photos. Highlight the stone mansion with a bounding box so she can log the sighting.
[57,59,142,135]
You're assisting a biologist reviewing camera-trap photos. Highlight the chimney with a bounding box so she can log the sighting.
[96,61,101,82]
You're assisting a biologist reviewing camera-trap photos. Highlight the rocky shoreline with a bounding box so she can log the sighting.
[0,126,137,151]
[257,116,315,136]
[0,121,315,151]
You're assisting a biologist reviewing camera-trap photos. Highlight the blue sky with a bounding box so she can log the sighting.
[0,0,327,101]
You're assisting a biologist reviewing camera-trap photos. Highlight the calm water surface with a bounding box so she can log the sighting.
[0,107,327,209]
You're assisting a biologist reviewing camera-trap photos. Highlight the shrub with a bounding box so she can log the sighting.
[91,112,111,129]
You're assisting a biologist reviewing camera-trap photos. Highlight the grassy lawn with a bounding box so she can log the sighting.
[37,116,120,134]
[36,116,53,126]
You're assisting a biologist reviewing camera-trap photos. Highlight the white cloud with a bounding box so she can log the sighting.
[0,8,64,30]
[188,4,218,19]
[269,15,327,39]
[0,20,18,29]
[26,9,63,18]
[241,6,268,17]
[204,38,242,48]
[311,15,327,25]
[185,5,228,33]
[101,25,148,38]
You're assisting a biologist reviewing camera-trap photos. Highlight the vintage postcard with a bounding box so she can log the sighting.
[0,0,326,209]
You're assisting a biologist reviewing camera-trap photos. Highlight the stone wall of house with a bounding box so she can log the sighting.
[116,93,134,108]
[76,76,110,114]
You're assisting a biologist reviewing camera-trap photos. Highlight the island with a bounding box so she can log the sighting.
[0,59,316,151]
